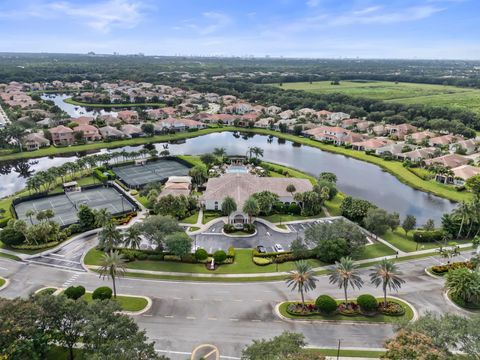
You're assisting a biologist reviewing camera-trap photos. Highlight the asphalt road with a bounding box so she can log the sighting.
[0,250,473,359]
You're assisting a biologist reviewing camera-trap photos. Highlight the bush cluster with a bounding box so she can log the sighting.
[195,248,208,261]
[315,295,337,314]
[213,250,227,263]
[413,230,443,243]
[64,285,86,300]
[92,286,112,300]
[431,261,474,274]
[357,294,378,313]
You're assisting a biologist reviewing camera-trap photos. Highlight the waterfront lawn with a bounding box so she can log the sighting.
[262,161,317,185]
[324,193,344,216]
[279,297,414,323]
[178,154,204,168]
[357,243,397,259]
[261,213,324,223]
[383,228,439,252]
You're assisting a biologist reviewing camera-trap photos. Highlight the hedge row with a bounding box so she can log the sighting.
[413,230,443,243]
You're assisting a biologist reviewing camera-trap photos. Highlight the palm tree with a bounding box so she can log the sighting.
[98,250,126,298]
[94,208,112,228]
[213,147,227,159]
[98,220,123,252]
[242,197,260,224]
[123,224,142,249]
[221,196,237,222]
[369,259,405,306]
[25,209,36,225]
[456,201,470,239]
[286,184,296,197]
[286,260,318,309]
[329,257,364,305]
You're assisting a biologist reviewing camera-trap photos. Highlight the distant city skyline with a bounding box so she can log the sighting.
[1,0,479,59]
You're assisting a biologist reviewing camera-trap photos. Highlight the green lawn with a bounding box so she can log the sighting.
[357,243,397,259]
[279,297,414,323]
[85,248,325,274]
[383,228,441,252]
[81,292,148,312]
[134,194,149,208]
[202,210,222,224]
[262,161,316,185]
[0,277,5,288]
[0,251,21,261]
[46,346,85,360]
[303,348,385,358]
[181,211,199,224]
[277,80,480,114]
[324,193,344,216]
[261,213,324,223]
[188,226,200,232]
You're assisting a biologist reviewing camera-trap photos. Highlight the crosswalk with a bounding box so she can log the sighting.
[61,273,80,288]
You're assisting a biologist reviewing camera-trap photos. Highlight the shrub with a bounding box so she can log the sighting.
[253,256,272,265]
[213,250,227,263]
[92,286,112,300]
[243,223,256,234]
[288,203,301,215]
[413,230,443,243]
[195,248,208,261]
[431,261,474,274]
[223,224,236,233]
[315,295,337,314]
[227,246,235,259]
[64,285,86,300]
[0,227,25,246]
[357,294,378,313]
[146,254,164,261]
[164,254,181,262]
[67,223,82,235]
[94,168,109,182]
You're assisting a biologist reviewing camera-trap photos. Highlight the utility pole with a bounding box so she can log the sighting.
[336,339,341,360]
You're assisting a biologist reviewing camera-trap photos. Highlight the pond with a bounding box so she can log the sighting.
[41,93,120,118]
[0,132,456,225]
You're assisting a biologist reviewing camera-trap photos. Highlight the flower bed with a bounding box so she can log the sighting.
[430,261,474,275]
[281,296,413,323]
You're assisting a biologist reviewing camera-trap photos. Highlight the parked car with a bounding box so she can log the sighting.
[274,244,284,252]
[256,245,267,253]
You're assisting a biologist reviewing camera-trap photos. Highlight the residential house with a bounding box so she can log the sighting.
[23,132,50,151]
[355,120,373,133]
[429,134,458,147]
[99,125,125,140]
[254,118,273,129]
[274,119,296,131]
[408,130,436,144]
[71,116,94,126]
[351,138,394,151]
[73,124,102,142]
[327,112,350,125]
[398,147,437,162]
[99,114,122,126]
[372,124,387,136]
[278,110,295,120]
[341,118,360,129]
[386,123,418,140]
[305,126,359,145]
[450,138,478,155]
[156,118,205,132]
[117,110,139,124]
[424,154,469,168]
[265,105,281,115]
[375,143,412,157]
[49,125,74,146]
[121,124,143,138]
[158,176,192,198]
[450,165,480,185]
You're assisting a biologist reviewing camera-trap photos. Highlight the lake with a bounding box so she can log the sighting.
[0,132,456,225]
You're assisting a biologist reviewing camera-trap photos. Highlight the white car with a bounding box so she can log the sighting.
[274,244,285,252]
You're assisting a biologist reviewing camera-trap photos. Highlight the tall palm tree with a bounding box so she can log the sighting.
[286,260,318,309]
[369,259,406,306]
[242,197,260,224]
[329,257,364,305]
[94,208,112,228]
[98,220,123,252]
[98,250,126,298]
[213,147,227,159]
[25,209,36,225]
[456,201,470,239]
[123,224,143,249]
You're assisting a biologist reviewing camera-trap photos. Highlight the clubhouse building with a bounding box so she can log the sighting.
[200,173,312,226]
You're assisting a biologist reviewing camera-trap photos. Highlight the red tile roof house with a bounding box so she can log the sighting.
[156,118,206,132]
[304,126,363,145]
[424,154,470,168]
[73,124,102,142]
[99,125,126,140]
[121,124,144,138]
[428,134,459,147]
[355,121,374,133]
[48,125,74,146]
[397,147,438,162]
[146,108,165,120]
[202,114,237,126]
[435,164,480,185]
[386,123,418,139]
[449,138,478,155]
[351,138,394,151]
[117,110,139,124]
[71,116,94,126]
[23,132,50,151]
[407,130,437,144]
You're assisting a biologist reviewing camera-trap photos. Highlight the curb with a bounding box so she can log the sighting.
[0,277,10,292]
[221,229,258,238]
[424,267,443,279]
[33,286,61,295]
[274,295,418,324]
[443,290,478,314]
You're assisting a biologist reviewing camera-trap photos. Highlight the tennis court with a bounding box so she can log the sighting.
[112,159,190,187]
[14,186,136,226]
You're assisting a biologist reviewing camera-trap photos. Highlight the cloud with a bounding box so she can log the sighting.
[48,0,144,32]
[200,12,232,35]
[329,5,444,26]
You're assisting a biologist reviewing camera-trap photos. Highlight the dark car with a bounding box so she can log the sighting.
[256,245,267,253]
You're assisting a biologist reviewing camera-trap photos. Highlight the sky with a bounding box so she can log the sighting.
[0,0,479,59]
